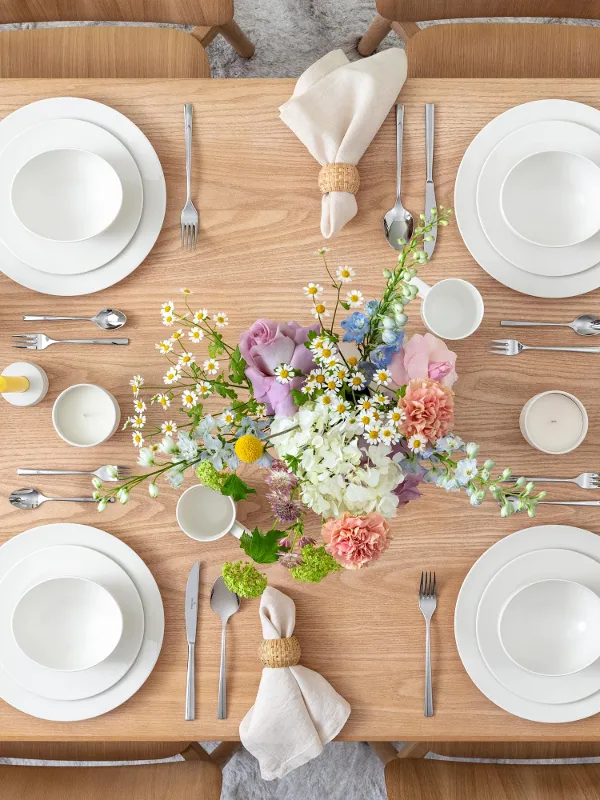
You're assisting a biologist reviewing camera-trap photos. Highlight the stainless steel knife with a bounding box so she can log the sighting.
[185,561,200,720]
[424,103,437,261]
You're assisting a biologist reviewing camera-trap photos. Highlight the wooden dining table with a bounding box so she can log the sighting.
[1,76,600,744]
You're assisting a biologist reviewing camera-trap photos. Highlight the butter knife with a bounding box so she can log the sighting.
[540,501,600,506]
[185,561,200,721]
[424,103,437,261]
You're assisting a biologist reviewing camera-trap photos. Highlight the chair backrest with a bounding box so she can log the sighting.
[0,742,192,761]
[0,0,232,26]
[377,0,600,23]
[424,742,600,760]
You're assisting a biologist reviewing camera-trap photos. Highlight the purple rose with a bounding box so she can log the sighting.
[240,319,318,418]
[393,473,423,507]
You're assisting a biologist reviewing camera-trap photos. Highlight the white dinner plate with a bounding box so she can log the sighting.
[0,545,144,701]
[476,548,600,705]
[0,119,143,275]
[477,120,600,277]
[0,524,163,721]
[455,524,600,722]
[455,99,600,297]
[0,97,165,295]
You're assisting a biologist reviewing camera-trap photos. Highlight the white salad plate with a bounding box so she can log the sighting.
[0,545,144,701]
[455,99,600,297]
[0,524,163,721]
[0,97,165,295]
[0,118,143,275]
[476,120,600,277]
[455,525,600,722]
[476,548,600,705]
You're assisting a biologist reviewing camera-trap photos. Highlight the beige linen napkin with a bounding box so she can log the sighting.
[239,586,351,780]
[279,48,407,238]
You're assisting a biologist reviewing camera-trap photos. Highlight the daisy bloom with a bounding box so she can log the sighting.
[322,356,340,370]
[203,358,219,375]
[388,407,406,426]
[188,326,204,343]
[132,431,144,448]
[358,410,375,428]
[274,363,295,384]
[330,365,349,383]
[196,381,212,397]
[324,376,342,392]
[155,393,171,408]
[213,311,229,328]
[178,351,196,368]
[301,379,316,395]
[336,265,355,283]
[163,366,181,385]
[180,288,192,295]
[130,375,144,395]
[375,369,392,386]
[132,414,146,429]
[171,328,184,341]
[181,390,198,409]
[162,312,175,326]
[408,434,428,454]
[346,355,359,368]
[161,420,177,436]
[150,443,160,453]
[378,425,400,445]
[303,282,323,299]
[346,289,364,308]
[319,343,337,361]
[311,301,329,319]
[348,371,366,390]
[155,340,173,355]
[318,392,336,409]
[373,392,390,406]
[364,424,382,443]
[161,301,175,316]
[311,370,327,388]
[255,403,267,418]
[310,336,327,353]
[134,399,146,413]
[193,309,209,323]
[333,398,351,418]
[357,397,374,411]
[370,409,384,423]
[220,409,236,427]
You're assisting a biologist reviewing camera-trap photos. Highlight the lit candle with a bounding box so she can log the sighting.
[52,384,120,447]
[520,391,588,455]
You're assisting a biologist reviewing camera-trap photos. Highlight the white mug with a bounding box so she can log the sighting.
[176,484,248,542]
[410,277,484,340]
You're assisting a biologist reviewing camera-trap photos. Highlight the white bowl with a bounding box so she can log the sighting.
[11,148,123,242]
[500,150,600,248]
[499,579,600,677]
[52,384,120,448]
[12,577,123,672]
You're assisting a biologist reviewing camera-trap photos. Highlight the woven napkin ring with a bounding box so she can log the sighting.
[258,635,301,668]
[318,163,360,195]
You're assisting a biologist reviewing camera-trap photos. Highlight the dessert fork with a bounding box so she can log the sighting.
[17,466,131,482]
[489,339,600,356]
[181,103,198,249]
[513,473,600,490]
[13,333,128,350]
[419,571,436,718]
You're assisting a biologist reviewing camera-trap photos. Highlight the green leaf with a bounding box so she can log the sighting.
[221,474,256,502]
[306,329,318,341]
[208,333,225,358]
[228,345,247,385]
[340,301,350,310]
[396,385,407,399]
[239,526,287,564]
[291,389,308,406]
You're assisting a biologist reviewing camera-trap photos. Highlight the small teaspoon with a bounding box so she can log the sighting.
[9,488,115,509]
[501,314,600,336]
[23,308,127,331]
[383,104,414,250]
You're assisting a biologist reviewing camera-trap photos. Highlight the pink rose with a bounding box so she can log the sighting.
[390,333,457,388]
[400,377,454,443]
[240,319,318,418]
[322,512,390,570]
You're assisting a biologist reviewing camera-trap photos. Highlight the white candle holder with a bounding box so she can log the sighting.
[52,384,120,448]
[520,390,588,455]
[1,362,48,407]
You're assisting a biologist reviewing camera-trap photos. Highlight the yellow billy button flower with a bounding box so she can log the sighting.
[234,434,265,464]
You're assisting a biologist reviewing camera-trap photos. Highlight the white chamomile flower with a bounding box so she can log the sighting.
[180,287,192,295]
[131,414,146,429]
[161,420,177,436]
[318,392,336,408]
[303,282,323,299]
[357,397,374,411]
[170,328,184,341]
[301,378,316,395]
[373,392,390,406]
[155,339,173,355]
[333,398,351,418]
[364,424,382,443]
[130,375,144,395]
[311,301,329,319]
[357,410,375,428]
[310,369,327,388]
[408,434,427,454]
[346,289,364,308]
[336,265,355,283]
[132,431,144,448]
[162,312,175,326]
[178,351,196,368]
[319,343,337,361]
[181,390,198,408]
[375,369,392,387]
[155,393,171,408]
[188,326,204,343]
[388,407,406,426]
[134,399,146,413]
[193,309,209,323]
[310,336,327,353]
[316,247,330,255]
[219,409,236,427]
[322,356,340,370]
[203,358,219,375]
[348,371,366,390]
[346,355,359,368]
[379,426,400,445]
[330,365,349,383]
[164,366,181,385]
[150,443,160,453]
[274,363,295,384]
[369,408,384,423]
[161,301,175,316]
[213,311,229,328]
[255,403,267,418]
[196,381,212,398]
[324,375,342,392]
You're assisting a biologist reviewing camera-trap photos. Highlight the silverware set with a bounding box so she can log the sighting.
[10,467,129,509]
[418,571,437,718]
[15,307,129,349]
[492,314,600,355]
[181,103,198,249]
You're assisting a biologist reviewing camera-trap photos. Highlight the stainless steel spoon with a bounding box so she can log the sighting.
[501,314,600,336]
[9,488,115,509]
[210,576,240,720]
[383,104,414,250]
[23,308,127,331]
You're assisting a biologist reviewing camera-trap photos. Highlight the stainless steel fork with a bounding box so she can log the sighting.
[489,339,600,356]
[181,103,198,249]
[512,473,600,490]
[419,571,437,718]
[13,333,128,350]
[16,466,131,482]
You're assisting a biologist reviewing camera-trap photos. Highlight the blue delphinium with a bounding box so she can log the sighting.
[454,457,478,487]
[341,311,370,343]
[364,299,380,317]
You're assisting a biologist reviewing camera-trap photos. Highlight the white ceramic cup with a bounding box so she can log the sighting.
[410,277,484,340]
[520,390,588,455]
[176,484,249,542]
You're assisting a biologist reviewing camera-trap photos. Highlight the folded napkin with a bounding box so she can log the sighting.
[239,586,351,780]
[279,48,407,238]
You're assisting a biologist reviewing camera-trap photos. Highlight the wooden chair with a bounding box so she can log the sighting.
[0,741,240,799]
[0,1,253,79]
[358,1,600,79]
[373,741,600,799]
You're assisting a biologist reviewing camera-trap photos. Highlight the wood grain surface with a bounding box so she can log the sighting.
[1,78,600,742]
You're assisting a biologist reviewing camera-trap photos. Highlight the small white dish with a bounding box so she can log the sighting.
[11,148,123,242]
[52,384,120,448]
[12,576,123,672]
[176,484,246,542]
[501,150,600,248]
[520,390,588,455]
[499,579,600,677]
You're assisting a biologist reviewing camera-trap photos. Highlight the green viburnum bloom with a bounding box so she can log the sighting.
[195,461,227,492]
[222,561,267,598]
[289,545,342,583]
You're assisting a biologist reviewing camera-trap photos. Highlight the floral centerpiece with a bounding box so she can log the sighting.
[94,208,545,597]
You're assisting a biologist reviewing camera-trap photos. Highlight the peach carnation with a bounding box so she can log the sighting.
[322,512,390,570]
[400,377,454,443]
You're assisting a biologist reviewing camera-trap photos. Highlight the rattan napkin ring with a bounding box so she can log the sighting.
[318,163,360,195]
[259,635,301,668]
